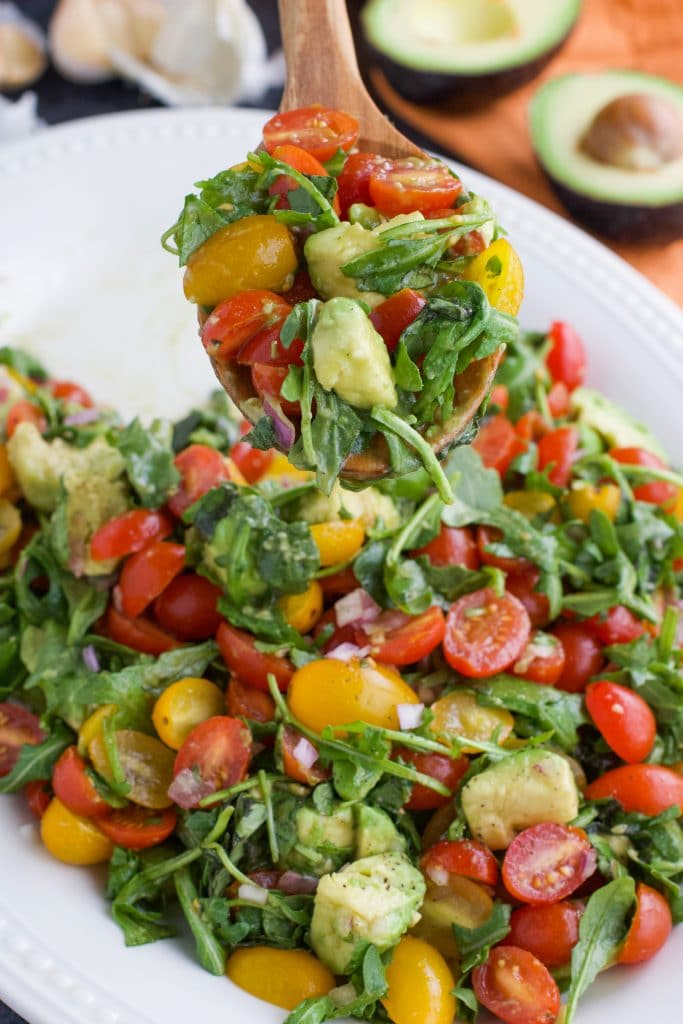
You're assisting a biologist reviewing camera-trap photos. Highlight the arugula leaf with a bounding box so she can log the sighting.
[175,866,226,975]
[111,846,201,946]
[284,944,388,1023]
[170,195,229,265]
[0,722,73,793]
[113,418,180,507]
[0,346,48,382]
[308,386,363,495]
[452,901,512,973]
[474,675,586,751]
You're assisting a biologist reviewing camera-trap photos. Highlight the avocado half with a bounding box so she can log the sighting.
[531,71,683,241]
[359,0,581,106]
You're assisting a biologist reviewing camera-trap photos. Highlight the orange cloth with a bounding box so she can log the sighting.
[369,0,683,307]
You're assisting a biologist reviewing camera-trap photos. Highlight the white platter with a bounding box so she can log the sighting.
[0,107,681,1024]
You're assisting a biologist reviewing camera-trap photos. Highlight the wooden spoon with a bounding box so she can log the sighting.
[211,0,503,480]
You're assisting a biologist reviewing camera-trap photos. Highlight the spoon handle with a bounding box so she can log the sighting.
[278,0,364,112]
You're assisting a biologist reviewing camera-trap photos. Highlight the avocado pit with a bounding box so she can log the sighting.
[581,93,683,172]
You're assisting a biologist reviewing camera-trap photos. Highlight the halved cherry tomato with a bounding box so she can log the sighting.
[24,779,51,819]
[609,446,677,505]
[370,606,446,666]
[153,573,222,641]
[0,702,44,776]
[382,935,456,1024]
[508,901,583,967]
[251,363,301,416]
[414,523,479,569]
[173,716,251,806]
[217,621,294,693]
[585,680,656,763]
[502,824,597,905]
[336,151,388,218]
[89,729,175,810]
[369,289,427,353]
[50,379,94,407]
[118,541,185,620]
[279,725,330,786]
[429,691,514,751]
[473,946,560,1024]
[443,588,531,678]
[318,566,358,600]
[477,524,530,574]
[90,509,173,562]
[618,882,672,964]
[422,839,499,888]
[369,158,462,217]
[585,764,683,815]
[546,321,587,392]
[226,676,275,723]
[52,746,109,818]
[585,605,646,646]
[202,290,292,363]
[506,568,551,628]
[229,440,275,484]
[236,323,304,368]
[269,142,339,206]
[398,750,468,811]
[105,606,180,656]
[546,380,570,418]
[98,805,177,850]
[473,415,523,475]
[168,444,235,519]
[537,426,578,487]
[262,106,359,163]
[550,620,604,693]
[6,400,46,438]
[512,631,565,685]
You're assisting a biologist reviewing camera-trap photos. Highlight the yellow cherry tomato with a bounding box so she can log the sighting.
[226,947,334,1010]
[278,581,324,634]
[224,457,247,486]
[260,452,312,484]
[40,798,113,865]
[152,677,226,750]
[310,520,366,567]
[183,215,298,307]
[565,483,622,524]
[668,488,683,522]
[0,499,21,555]
[412,877,494,964]
[382,935,457,1024]
[89,729,175,809]
[0,445,16,496]
[430,690,514,753]
[503,490,556,521]
[462,237,524,316]
[288,658,420,732]
[77,703,118,756]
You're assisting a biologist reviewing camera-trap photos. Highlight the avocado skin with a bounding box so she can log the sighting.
[544,173,683,242]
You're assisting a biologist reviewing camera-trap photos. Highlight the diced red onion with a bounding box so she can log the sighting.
[397,703,424,731]
[325,642,371,662]
[167,769,214,809]
[425,864,449,887]
[262,398,296,450]
[64,409,100,427]
[81,645,100,672]
[278,871,319,895]
[335,588,381,628]
[292,736,319,770]
[237,883,269,906]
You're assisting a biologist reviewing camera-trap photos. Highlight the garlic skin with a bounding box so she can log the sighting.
[0,3,47,89]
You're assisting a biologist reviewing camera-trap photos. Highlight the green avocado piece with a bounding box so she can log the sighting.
[297,481,400,531]
[280,804,355,878]
[355,806,405,858]
[305,221,384,307]
[571,386,667,460]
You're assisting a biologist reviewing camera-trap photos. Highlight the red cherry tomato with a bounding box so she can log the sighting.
[414,524,479,570]
[550,621,604,693]
[225,677,275,724]
[6,400,47,439]
[24,779,52,819]
[546,381,570,418]
[236,323,304,367]
[508,901,583,967]
[368,289,427,353]
[336,151,389,218]
[50,380,95,407]
[502,824,597,905]
[229,440,275,484]
[370,606,446,666]
[318,566,358,600]
[105,606,181,656]
[422,839,499,887]
[473,415,524,476]
[118,541,186,620]
[0,702,44,776]
[537,426,578,487]
[201,290,292,363]
[515,410,548,444]
[369,158,463,216]
[585,764,683,816]
[168,444,234,519]
[268,144,339,214]
[98,805,177,850]
[217,621,294,693]
[477,524,530,574]
[512,630,566,685]
[52,746,110,818]
[262,106,359,163]
[506,569,551,628]
[443,588,531,678]
[546,321,587,392]
[285,269,320,305]
[490,384,509,412]
[90,510,173,562]
[609,446,676,505]
[173,716,251,806]
[280,725,330,786]
[251,363,300,416]
[618,882,672,964]
[398,750,469,812]
[472,945,561,1024]
[153,573,223,641]
[585,680,656,763]
[585,605,646,646]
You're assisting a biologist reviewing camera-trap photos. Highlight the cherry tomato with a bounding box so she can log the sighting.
[217,621,294,693]
[382,936,456,1024]
[550,620,604,693]
[369,158,462,217]
[609,446,677,505]
[443,588,531,678]
[477,524,530,574]
[369,289,427,353]
[0,702,44,776]
[6,400,46,438]
[585,764,683,815]
[251,362,301,416]
[229,440,275,484]
[413,877,494,960]
[502,824,597,905]
[422,839,499,887]
[153,573,222,641]
[508,901,583,967]
[336,151,388,217]
[472,946,561,1024]
[40,798,113,866]
[310,520,365,567]
[512,631,565,685]
[235,323,303,368]
[279,581,323,634]
[24,779,51,819]
[168,444,236,519]
[318,565,359,600]
[152,677,226,750]
[546,321,587,392]
[546,380,570,418]
[473,415,524,475]
[515,410,549,444]
[398,750,469,811]
[173,716,251,806]
[370,606,446,666]
[118,541,185,620]
[225,676,275,723]
[90,509,172,562]
[506,569,551,628]
[287,657,420,732]
[414,524,479,569]
[537,426,578,487]
[52,746,109,818]
[429,691,514,751]
[585,680,656,763]
[268,144,339,214]
[490,384,509,412]
[201,290,292,363]
[262,106,359,163]
[50,379,94,407]
[98,805,177,851]
[585,605,646,646]
[105,606,180,655]
[227,946,334,1011]
[618,882,672,964]
[284,269,320,305]
[89,729,176,810]
[279,725,329,786]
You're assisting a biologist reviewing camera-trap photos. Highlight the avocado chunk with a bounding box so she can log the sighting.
[297,481,400,531]
[355,805,405,858]
[461,749,579,850]
[531,71,683,241]
[280,804,355,878]
[310,297,398,411]
[305,222,385,307]
[310,852,425,974]
[571,386,667,461]
[360,0,580,105]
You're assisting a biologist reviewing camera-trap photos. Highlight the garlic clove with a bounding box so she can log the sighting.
[0,4,47,89]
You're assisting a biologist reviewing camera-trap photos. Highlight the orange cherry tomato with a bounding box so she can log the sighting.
[443,588,531,678]
[547,380,570,417]
[217,621,294,693]
[369,158,462,217]
[152,677,226,750]
[585,764,683,815]
[381,936,456,1024]
[98,805,177,851]
[508,901,583,967]
[40,798,113,865]
[269,144,341,215]
[472,945,560,1024]
[398,749,468,811]
[585,680,656,763]
[0,702,44,776]
[118,541,186,619]
[618,882,672,964]
[422,839,499,888]
[262,106,359,163]
[502,824,597,905]
[52,746,109,818]
[90,509,172,562]
[227,946,335,1010]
